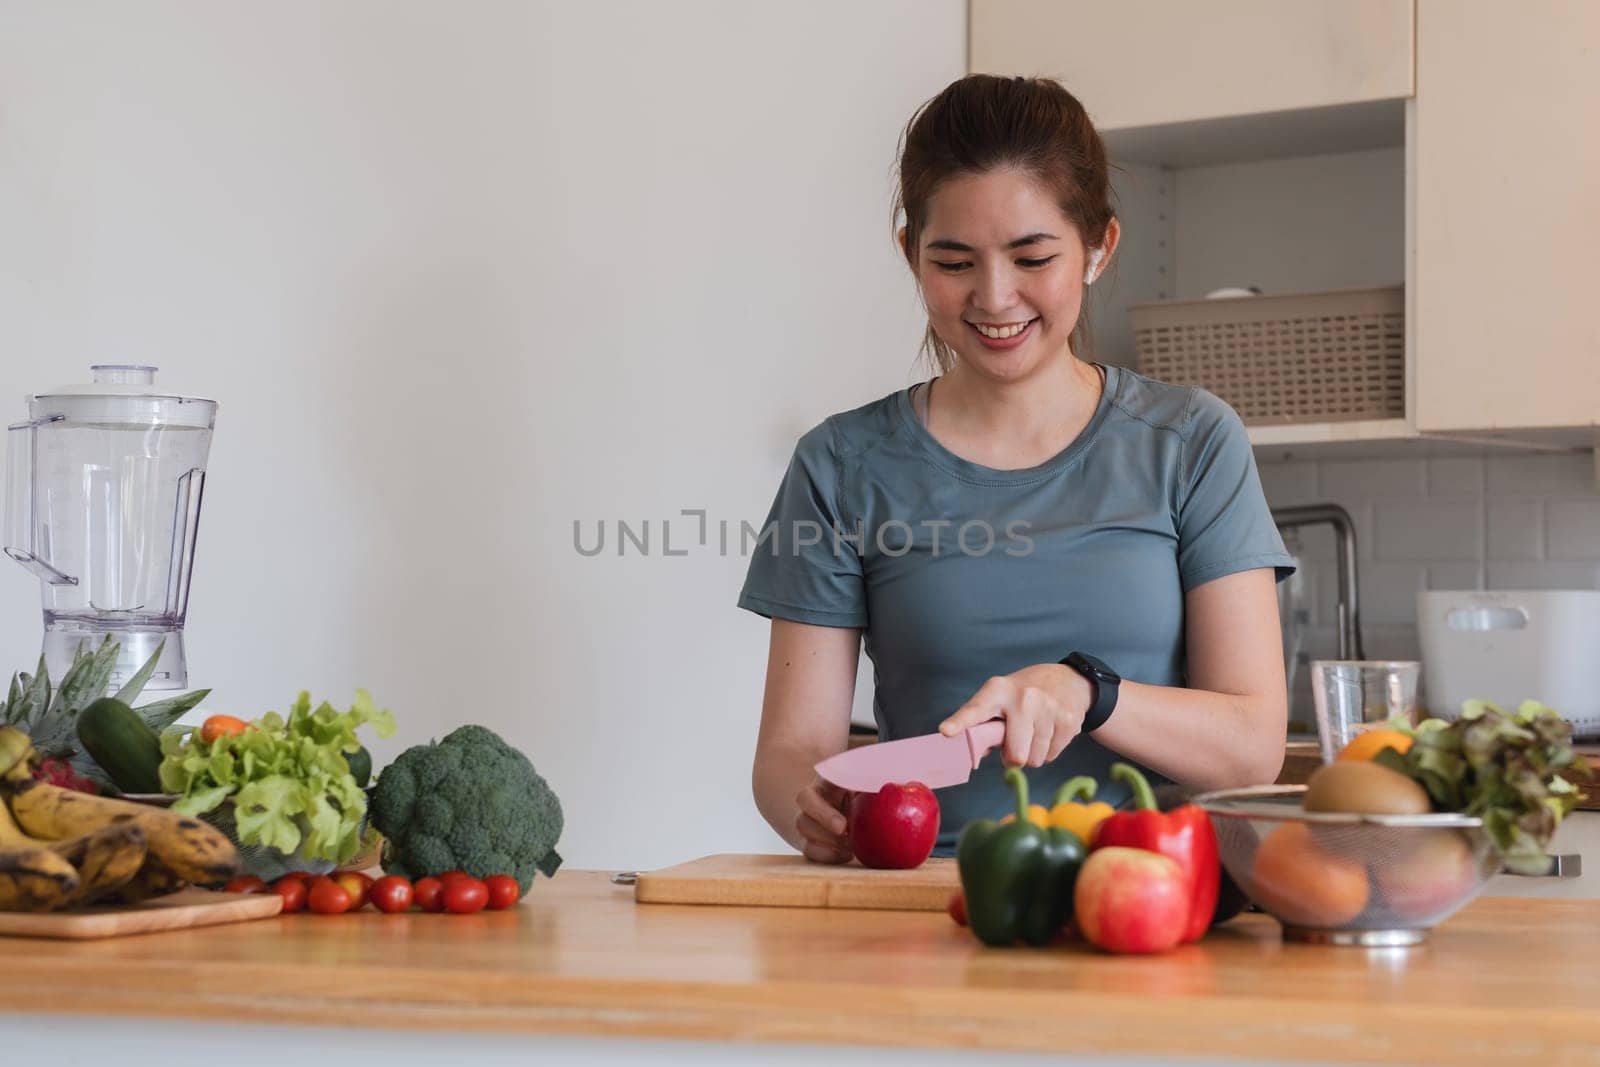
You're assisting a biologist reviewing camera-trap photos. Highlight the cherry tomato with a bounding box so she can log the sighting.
[442,877,488,914]
[198,714,250,743]
[276,870,311,882]
[414,876,445,913]
[225,875,268,895]
[439,869,471,885]
[333,871,373,909]
[484,874,520,910]
[370,875,414,914]
[308,880,353,915]
[272,878,308,914]
[947,890,968,927]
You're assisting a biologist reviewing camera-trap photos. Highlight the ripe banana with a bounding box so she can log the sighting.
[0,802,80,911]
[0,846,80,911]
[4,779,239,886]
[51,823,149,906]
[110,860,188,904]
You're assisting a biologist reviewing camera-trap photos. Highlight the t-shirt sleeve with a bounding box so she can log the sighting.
[1175,391,1297,591]
[737,421,869,628]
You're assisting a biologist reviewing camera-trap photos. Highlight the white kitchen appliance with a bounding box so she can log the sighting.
[5,365,215,691]
[1416,590,1600,740]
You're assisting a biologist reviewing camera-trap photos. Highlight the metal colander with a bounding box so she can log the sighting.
[1195,785,1501,946]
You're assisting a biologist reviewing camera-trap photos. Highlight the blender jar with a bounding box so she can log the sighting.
[5,365,216,690]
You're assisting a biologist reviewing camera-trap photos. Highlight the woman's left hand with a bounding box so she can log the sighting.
[937,664,1093,768]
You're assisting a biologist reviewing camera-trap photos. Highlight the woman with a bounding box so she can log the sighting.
[741,75,1293,862]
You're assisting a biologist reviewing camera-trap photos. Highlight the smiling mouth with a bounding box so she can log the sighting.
[967,318,1038,340]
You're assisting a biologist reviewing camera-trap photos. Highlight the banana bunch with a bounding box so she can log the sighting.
[0,725,239,911]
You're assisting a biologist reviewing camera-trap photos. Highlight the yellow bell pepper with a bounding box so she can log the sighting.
[1048,776,1115,844]
[998,803,1051,830]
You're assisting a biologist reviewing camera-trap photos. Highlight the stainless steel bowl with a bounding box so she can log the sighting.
[1195,785,1501,946]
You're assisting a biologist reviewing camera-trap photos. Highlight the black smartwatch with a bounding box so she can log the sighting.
[1059,651,1121,733]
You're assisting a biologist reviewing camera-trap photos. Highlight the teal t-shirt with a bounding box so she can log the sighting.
[738,365,1294,854]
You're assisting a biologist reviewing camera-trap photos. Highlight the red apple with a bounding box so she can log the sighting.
[1074,847,1189,954]
[848,781,940,869]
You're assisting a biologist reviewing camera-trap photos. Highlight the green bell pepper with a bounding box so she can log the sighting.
[956,766,1086,947]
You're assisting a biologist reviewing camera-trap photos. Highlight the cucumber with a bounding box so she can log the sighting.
[346,745,372,788]
[75,697,164,794]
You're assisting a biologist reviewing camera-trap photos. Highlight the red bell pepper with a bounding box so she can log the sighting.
[1091,762,1220,944]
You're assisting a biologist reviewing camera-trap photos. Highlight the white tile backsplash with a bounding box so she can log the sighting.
[1485,560,1600,589]
[1485,453,1595,496]
[1262,449,1600,728]
[1359,561,1430,625]
[1486,500,1544,560]
[1257,460,1319,506]
[1320,458,1425,499]
[1374,498,1482,561]
[1427,561,1485,591]
[1545,498,1600,559]
[1424,456,1484,496]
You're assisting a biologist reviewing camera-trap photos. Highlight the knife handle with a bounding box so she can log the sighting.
[966,720,1006,768]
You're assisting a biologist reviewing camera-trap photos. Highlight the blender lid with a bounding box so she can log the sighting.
[26,365,216,429]
[34,364,215,404]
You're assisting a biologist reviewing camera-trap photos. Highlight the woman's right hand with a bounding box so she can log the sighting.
[795,775,854,864]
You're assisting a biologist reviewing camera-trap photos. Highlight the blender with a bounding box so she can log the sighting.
[5,365,216,691]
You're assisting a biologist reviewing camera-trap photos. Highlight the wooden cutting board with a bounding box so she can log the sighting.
[634,853,959,911]
[0,887,283,940]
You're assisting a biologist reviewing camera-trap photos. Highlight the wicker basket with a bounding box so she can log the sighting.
[1130,286,1404,425]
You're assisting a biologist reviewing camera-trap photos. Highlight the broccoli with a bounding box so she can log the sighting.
[370,724,563,893]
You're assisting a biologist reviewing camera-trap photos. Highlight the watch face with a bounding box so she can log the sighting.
[1071,652,1118,684]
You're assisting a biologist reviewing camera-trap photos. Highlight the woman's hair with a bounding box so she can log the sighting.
[894,75,1115,374]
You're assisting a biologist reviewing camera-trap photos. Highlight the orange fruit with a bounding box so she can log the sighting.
[1336,728,1414,762]
[1250,822,1369,928]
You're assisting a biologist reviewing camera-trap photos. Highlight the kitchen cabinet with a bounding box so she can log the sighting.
[969,0,1413,131]
[1413,0,1600,440]
[968,0,1600,457]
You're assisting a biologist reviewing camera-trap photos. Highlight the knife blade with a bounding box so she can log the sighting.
[814,720,1006,793]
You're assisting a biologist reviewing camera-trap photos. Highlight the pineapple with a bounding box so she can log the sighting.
[2,636,210,793]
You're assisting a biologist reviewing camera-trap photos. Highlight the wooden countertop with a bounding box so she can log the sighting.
[3,871,1598,1064]
[1279,741,1600,810]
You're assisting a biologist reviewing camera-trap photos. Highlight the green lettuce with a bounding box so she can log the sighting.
[159,690,396,863]
[1374,700,1591,874]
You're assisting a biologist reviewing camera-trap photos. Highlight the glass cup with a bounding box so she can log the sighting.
[1310,660,1421,763]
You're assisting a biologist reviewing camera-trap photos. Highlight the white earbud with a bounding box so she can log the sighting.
[1084,248,1104,285]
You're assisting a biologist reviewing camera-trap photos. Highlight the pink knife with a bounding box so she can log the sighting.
[814,720,1007,793]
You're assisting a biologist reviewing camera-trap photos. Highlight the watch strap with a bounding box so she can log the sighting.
[1060,652,1120,733]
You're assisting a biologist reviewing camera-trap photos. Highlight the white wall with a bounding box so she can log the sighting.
[0,0,965,870]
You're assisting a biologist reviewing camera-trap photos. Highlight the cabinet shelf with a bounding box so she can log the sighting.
[1249,420,1597,464]
[1247,418,1412,448]
[1247,418,1445,461]
[1102,99,1403,169]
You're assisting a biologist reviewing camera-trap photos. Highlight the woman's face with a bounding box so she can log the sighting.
[910,168,1109,381]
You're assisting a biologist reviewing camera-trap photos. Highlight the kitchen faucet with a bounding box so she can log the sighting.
[1271,504,1366,661]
